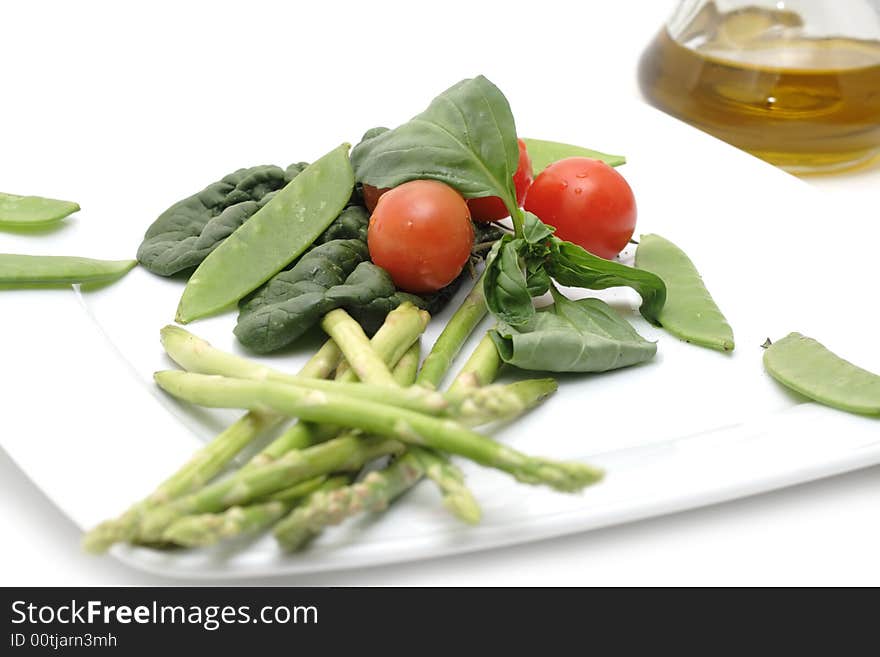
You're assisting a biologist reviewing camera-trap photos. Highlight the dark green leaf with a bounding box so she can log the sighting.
[490,289,656,372]
[234,239,369,353]
[484,237,534,326]
[137,163,307,277]
[326,262,431,334]
[313,206,369,244]
[547,239,666,325]
[350,75,520,211]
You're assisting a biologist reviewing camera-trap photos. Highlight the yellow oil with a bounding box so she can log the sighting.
[638,6,880,173]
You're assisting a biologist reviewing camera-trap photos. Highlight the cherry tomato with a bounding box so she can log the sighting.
[362,183,389,213]
[524,157,636,259]
[368,180,474,293]
[466,138,534,222]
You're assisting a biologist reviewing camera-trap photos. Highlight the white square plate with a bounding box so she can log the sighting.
[3,102,879,579]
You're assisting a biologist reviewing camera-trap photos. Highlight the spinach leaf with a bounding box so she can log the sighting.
[138,163,307,276]
[350,75,521,216]
[234,239,370,353]
[325,262,432,333]
[313,205,369,244]
[490,289,657,372]
[547,239,667,325]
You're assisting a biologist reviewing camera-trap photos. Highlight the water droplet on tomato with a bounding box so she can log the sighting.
[574,187,583,195]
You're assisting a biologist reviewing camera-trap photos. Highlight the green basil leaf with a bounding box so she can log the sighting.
[522,210,554,245]
[350,75,520,211]
[525,262,551,297]
[522,138,626,174]
[547,239,666,325]
[490,290,656,372]
[484,236,534,326]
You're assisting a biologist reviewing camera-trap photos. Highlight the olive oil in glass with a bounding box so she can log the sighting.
[638,1,880,173]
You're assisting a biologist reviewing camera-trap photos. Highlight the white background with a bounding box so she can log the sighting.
[1,0,878,585]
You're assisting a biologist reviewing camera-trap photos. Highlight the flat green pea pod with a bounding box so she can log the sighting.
[521,138,626,174]
[0,254,136,287]
[137,163,307,277]
[635,233,734,352]
[0,192,80,228]
[764,332,880,416]
[176,143,355,323]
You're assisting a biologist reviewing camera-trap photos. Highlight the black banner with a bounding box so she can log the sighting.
[0,587,870,653]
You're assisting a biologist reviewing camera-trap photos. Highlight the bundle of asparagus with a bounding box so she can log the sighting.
[83,280,603,554]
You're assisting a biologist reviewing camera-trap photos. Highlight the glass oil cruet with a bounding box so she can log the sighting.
[638,0,880,173]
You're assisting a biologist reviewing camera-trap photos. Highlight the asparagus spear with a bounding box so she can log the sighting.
[274,320,558,548]
[416,274,487,389]
[162,476,349,548]
[385,339,481,524]
[153,371,603,493]
[274,338,486,551]
[163,322,548,426]
[133,308,430,546]
[391,341,421,387]
[274,453,424,550]
[447,332,502,397]
[334,304,430,383]
[321,309,398,387]
[161,325,448,415]
[410,447,481,525]
[453,378,558,426]
[82,411,279,553]
[136,434,404,542]
[81,340,341,554]
[246,303,429,467]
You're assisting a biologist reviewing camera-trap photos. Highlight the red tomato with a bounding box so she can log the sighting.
[467,138,534,222]
[362,183,389,213]
[368,180,474,293]
[524,157,636,259]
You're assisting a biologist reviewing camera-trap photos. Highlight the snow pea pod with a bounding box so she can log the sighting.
[0,254,136,286]
[635,233,734,352]
[176,143,354,324]
[0,192,79,227]
[764,333,880,416]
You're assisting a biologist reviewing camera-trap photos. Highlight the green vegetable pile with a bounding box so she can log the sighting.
[11,72,877,563]
[79,74,749,554]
